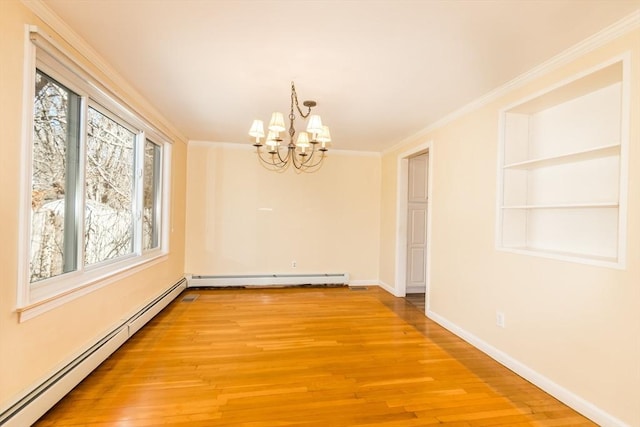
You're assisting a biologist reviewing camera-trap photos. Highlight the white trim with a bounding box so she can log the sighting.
[19,255,169,322]
[617,53,631,270]
[325,149,380,158]
[382,10,640,156]
[377,280,397,296]
[394,141,433,299]
[348,280,379,286]
[20,0,187,144]
[188,140,254,149]
[395,158,408,296]
[17,25,37,308]
[426,309,629,427]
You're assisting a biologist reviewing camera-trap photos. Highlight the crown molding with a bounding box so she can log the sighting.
[382,9,640,156]
[188,140,381,157]
[20,0,189,144]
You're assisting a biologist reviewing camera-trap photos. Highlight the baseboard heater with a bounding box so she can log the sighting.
[188,273,349,287]
[0,278,187,427]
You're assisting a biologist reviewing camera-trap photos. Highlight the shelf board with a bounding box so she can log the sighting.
[503,143,620,170]
[501,246,618,265]
[501,202,618,210]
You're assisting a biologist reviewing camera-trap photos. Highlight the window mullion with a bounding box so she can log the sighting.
[152,143,162,248]
[76,96,89,273]
[62,91,82,274]
[133,132,145,255]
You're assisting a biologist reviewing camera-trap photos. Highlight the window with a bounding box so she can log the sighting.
[143,140,162,251]
[31,70,81,283]
[21,30,171,315]
[84,106,136,266]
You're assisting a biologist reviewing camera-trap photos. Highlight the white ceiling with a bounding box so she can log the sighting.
[43,0,639,152]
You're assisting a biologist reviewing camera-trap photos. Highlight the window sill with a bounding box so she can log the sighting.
[17,253,168,322]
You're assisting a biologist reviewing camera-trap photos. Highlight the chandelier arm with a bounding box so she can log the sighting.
[276,145,294,165]
[298,151,327,170]
[294,144,317,168]
[292,155,325,172]
[289,147,326,170]
[256,147,288,168]
[298,159,326,173]
[256,152,283,168]
[290,150,303,170]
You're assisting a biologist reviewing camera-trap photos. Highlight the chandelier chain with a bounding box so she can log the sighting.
[291,82,313,119]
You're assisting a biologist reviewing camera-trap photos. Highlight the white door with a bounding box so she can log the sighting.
[406,153,428,294]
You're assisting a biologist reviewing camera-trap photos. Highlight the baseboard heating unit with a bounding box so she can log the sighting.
[0,278,187,427]
[188,273,349,287]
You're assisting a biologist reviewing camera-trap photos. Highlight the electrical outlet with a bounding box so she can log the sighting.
[291,260,297,268]
[496,311,506,328]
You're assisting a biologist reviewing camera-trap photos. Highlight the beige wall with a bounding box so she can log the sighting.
[0,1,187,409]
[379,30,640,425]
[2,0,638,424]
[185,143,380,282]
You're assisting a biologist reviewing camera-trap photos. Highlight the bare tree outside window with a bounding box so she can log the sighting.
[30,71,80,283]
[85,107,135,265]
[29,65,166,291]
[143,140,161,250]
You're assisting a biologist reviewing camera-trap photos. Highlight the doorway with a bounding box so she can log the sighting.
[395,142,432,313]
[406,152,428,295]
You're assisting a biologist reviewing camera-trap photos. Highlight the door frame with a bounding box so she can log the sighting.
[394,141,433,308]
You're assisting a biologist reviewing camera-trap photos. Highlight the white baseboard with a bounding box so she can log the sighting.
[426,309,628,427]
[0,278,187,427]
[377,280,399,296]
[348,280,378,286]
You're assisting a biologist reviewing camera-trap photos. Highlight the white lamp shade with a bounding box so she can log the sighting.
[296,131,310,147]
[268,112,286,132]
[266,131,279,147]
[306,115,323,135]
[248,119,265,138]
[317,125,332,143]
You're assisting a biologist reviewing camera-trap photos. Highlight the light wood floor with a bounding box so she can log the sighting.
[405,293,426,312]
[35,287,595,426]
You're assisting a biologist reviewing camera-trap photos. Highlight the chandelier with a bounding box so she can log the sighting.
[248,82,331,172]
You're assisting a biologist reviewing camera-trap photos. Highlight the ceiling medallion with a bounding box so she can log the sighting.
[249,82,331,172]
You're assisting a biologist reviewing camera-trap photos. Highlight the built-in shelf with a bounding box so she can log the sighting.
[503,143,620,170]
[502,202,618,210]
[501,246,618,266]
[496,57,628,267]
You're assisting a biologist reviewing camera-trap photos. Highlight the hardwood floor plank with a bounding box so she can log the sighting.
[34,287,595,426]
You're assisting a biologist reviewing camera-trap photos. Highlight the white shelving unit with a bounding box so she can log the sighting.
[497,57,629,267]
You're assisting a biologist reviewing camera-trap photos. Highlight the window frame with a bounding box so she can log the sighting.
[142,138,163,252]
[18,27,172,321]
